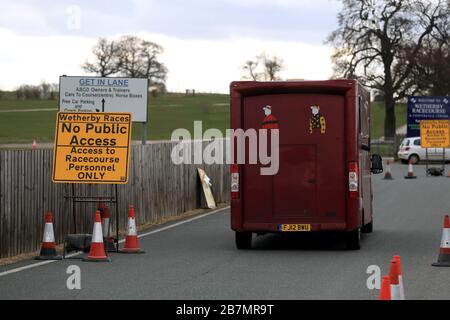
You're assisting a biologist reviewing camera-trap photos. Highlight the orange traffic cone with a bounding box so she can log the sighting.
[389,259,401,300]
[83,210,110,262]
[102,206,117,252]
[379,276,391,300]
[404,160,417,179]
[393,255,405,300]
[35,211,62,260]
[384,160,393,180]
[119,206,145,254]
[432,215,450,267]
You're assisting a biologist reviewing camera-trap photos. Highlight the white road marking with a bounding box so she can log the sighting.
[0,252,81,277]
[0,206,230,277]
[137,206,229,238]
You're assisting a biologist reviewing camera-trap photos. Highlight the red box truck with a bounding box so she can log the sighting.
[230,80,383,250]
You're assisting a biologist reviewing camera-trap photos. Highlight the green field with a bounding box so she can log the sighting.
[0,93,230,144]
[370,101,407,138]
[0,93,405,144]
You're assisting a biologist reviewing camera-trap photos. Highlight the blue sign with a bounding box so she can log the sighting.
[407,96,450,137]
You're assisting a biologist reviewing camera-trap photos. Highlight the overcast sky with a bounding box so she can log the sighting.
[0,0,342,93]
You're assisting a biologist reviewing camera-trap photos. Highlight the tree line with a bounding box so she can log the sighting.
[8,35,285,100]
[8,35,170,100]
[84,36,285,86]
[15,82,58,100]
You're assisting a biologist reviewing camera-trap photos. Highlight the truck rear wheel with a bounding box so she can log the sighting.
[361,220,373,233]
[235,232,252,249]
[345,229,361,250]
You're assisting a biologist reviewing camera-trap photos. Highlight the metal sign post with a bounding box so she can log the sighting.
[55,75,143,257]
[421,120,449,176]
[53,112,132,257]
[425,148,446,176]
[64,184,120,253]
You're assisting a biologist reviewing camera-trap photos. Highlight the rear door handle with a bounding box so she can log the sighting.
[307,178,316,184]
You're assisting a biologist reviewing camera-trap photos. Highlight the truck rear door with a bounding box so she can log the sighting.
[242,93,346,227]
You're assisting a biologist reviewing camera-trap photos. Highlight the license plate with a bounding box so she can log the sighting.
[279,224,311,232]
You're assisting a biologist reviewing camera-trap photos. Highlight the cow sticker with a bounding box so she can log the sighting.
[262,105,279,129]
[309,105,326,134]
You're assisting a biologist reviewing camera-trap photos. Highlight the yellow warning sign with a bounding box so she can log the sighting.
[420,120,450,148]
[52,112,132,184]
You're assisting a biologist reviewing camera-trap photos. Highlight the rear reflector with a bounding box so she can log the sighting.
[349,162,358,198]
[231,164,239,199]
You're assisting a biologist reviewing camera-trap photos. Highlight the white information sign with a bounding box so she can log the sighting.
[59,76,148,122]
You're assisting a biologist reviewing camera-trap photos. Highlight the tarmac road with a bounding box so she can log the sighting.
[1,162,450,300]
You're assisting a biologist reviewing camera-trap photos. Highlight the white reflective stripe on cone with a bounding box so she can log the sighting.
[390,284,401,300]
[128,218,137,236]
[440,228,450,248]
[409,164,413,173]
[102,218,110,237]
[43,223,55,243]
[92,223,104,243]
[399,275,405,300]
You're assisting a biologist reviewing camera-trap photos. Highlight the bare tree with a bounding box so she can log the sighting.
[241,53,284,81]
[40,81,51,99]
[16,85,41,100]
[398,18,450,96]
[82,36,168,89]
[49,83,59,100]
[82,38,122,77]
[118,36,168,86]
[242,60,260,80]
[118,36,141,78]
[139,40,168,86]
[327,0,449,139]
[260,53,284,81]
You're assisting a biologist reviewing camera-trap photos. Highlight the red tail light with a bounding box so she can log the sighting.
[231,164,239,200]
[349,162,359,199]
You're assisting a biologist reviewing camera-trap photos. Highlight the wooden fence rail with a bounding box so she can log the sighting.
[0,141,230,259]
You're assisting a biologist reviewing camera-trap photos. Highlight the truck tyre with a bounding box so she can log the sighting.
[361,220,373,233]
[235,232,252,249]
[345,229,361,250]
